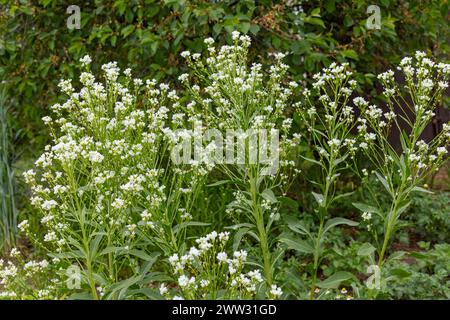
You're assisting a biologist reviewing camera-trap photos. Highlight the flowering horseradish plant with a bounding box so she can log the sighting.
[18,56,213,299]
[288,63,362,299]
[353,52,450,279]
[2,34,449,300]
[176,32,300,288]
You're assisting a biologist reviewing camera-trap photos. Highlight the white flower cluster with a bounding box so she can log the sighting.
[163,231,267,299]
[299,63,363,160]
[23,54,213,266]
[179,31,299,177]
[0,249,60,299]
[358,51,450,180]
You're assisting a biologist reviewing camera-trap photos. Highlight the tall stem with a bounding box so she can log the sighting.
[309,219,324,299]
[378,206,397,268]
[249,175,272,286]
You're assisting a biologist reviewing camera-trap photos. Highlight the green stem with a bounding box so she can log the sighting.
[249,175,273,286]
[378,208,396,268]
[309,219,324,300]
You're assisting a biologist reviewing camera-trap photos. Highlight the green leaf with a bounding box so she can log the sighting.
[388,251,406,261]
[304,17,325,28]
[390,268,411,279]
[352,202,379,214]
[239,22,251,34]
[409,252,428,260]
[311,8,321,17]
[396,200,411,217]
[299,155,325,168]
[357,242,376,256]
[233,227,250,251]
[312,191,324,206]
[128,249,158,262]
[249,24,260,35]
[279,236,314,254]
[325,0,336,13]
[411,186,433,194]
[173,221,210,234]
[261,189,277,203]
[285,217,311,237]
[323,217,358,234]
[207,180,230,187]
[375,172,392,195]
[341,49,359,60]
[332,191,355,203]
[121,25,135,38]
[316,271,354,288]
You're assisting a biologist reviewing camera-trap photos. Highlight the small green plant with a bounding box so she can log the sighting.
[407,192,450,243]
[383,243,450,299]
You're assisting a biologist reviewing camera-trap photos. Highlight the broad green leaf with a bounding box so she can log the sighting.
[304,17,325,28]
[279,236,314,254]
[323,217,358,234]
[352,202,379,214]
[341,49,359,60]
[261,189,277,203]
[311,8,321,17]
[316,271,354,288]
[388,251,406,261]
[121,25,135,38]
[357,242,376,256]
[390,268,412,279]
[233,227,250,251]
[312,191,324,206]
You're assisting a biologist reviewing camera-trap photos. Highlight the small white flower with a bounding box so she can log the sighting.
[178,275,189,287]
[270,285,283,298]
[18,220,29,232]
[437,147,447,156]
[217,252,228,262]
[200,279,210,287]
[178,73,189,82]
[88,151,104,163]
[10,248,20,258]
[362,212,372,221]
[80,55,92,66]
[111,198,125,210]
[41,200,58,211]
[180,51,191,58]
[204,37,214,45]
[159,283,168,295]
